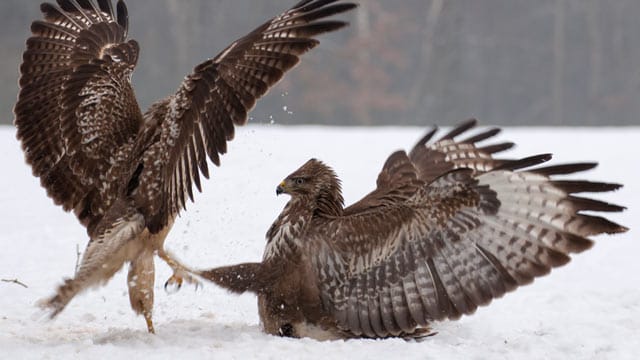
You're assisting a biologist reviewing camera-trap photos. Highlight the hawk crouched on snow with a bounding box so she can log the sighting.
[199,119,628,340]
[14,0,355,333]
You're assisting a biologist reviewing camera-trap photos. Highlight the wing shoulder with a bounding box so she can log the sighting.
[344,119,513,216]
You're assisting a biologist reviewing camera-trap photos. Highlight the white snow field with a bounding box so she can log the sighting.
[0,124,638,359]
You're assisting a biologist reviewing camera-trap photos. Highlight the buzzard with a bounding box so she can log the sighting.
[14,0,355,333]
[199,119,628,340]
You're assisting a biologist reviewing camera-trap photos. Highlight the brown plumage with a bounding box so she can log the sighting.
[14,0,355,333]
[198,119,628,340]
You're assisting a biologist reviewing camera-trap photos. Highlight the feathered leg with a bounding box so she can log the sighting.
[128,248,156,333]
[41,211,145,319]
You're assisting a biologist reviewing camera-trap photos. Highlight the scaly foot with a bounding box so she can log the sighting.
[143,310,155,334]
[164,271,201,294]
[157,249,201,294]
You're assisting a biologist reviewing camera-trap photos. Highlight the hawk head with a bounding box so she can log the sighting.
[276,158,344,216]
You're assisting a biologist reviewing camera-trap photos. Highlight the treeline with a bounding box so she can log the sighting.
[1,0,638,126]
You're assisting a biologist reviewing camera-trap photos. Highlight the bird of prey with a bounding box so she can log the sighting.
[199,119,628,340]
[14,0,355,333]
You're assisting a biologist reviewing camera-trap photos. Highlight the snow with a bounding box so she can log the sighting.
[1,124,638,359]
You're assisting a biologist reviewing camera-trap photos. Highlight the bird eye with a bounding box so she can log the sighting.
[295,178,305,185]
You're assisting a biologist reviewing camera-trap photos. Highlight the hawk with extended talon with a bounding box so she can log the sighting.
[14,0,355,333]
[199,120,628,340]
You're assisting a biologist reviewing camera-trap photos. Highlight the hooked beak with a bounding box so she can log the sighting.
[276,181,286,196]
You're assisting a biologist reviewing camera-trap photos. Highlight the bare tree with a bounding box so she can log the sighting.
[552,0,566,125]
[408,0,444,121]
[2,0,639,126]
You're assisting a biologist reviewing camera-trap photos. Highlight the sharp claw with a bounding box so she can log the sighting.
[157,250,201,292]
[164,275,183,294]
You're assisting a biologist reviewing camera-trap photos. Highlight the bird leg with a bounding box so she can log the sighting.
[157,248,201,293]
[128,248,156,333]
[144,312,155,334]
[40,212,145,319]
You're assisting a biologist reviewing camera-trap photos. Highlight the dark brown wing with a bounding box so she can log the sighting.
[309,158,627,338]
[409,119,517,182]
[343,151,422,215]
[344,119,515,215]
[14,0,143,229]
[134,0,357,232]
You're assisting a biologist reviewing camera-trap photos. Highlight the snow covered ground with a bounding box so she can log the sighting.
[1,124,638,359]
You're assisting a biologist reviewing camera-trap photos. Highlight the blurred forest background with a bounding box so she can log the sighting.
[1,0,639,126]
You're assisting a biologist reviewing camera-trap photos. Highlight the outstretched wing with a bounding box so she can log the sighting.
[134,0,357,232]
[14,0,143,230]
[310,157,627,338]
[344,119,516,215]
